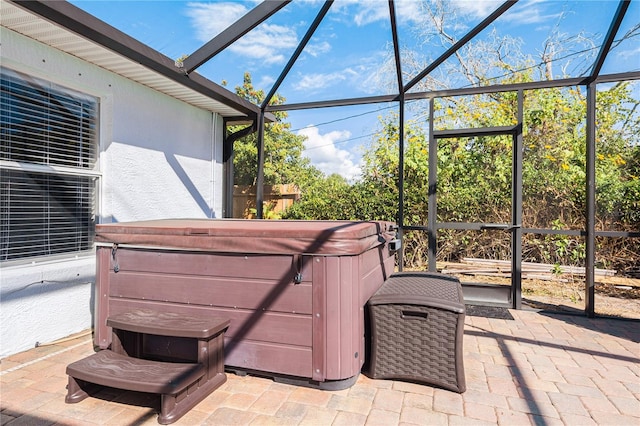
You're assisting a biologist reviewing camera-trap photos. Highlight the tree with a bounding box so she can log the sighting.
[230,3,639,272]
[282,173,352,220]
[285,0,640,271]
[230,73,319,187]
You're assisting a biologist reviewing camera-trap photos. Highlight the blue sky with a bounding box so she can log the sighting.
[69,0,639,181]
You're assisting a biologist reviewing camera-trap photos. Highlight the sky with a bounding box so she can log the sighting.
[69,0,639,181]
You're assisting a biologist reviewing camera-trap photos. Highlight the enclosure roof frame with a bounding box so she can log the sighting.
[7,0,638,318]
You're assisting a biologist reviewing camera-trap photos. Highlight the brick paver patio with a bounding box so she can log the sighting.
[1,309,638,425]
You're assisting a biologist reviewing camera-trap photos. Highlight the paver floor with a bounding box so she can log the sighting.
[1,309,638,425]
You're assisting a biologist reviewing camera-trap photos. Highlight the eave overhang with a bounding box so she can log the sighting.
[2,0,273,122]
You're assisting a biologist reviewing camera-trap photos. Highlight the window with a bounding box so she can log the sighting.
[1,67,98,262]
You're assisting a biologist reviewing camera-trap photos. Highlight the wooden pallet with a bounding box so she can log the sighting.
[439,258,616,281]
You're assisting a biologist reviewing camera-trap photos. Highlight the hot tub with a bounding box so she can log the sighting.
[93,219,397,389]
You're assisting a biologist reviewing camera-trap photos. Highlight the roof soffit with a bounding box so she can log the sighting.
[1,0,264,120]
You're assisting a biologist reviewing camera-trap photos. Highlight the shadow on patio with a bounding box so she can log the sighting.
[1,308,638,426]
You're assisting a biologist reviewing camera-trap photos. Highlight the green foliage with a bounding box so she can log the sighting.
[594,82,640,227]
[283,173,351,220]
[249,202,281,220]
[231,73,320,186]
[230,71,638,271]
[285,73,639,271]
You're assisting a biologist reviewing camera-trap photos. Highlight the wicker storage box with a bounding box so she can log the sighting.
[366,272,466,392]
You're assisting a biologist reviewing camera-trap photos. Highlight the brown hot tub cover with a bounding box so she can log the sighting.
[96,219,394,256]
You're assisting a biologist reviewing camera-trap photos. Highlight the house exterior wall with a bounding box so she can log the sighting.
[1,28,225,357]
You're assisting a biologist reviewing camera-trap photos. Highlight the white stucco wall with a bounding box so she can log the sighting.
[1,28,225,357]
[102,67,224,223]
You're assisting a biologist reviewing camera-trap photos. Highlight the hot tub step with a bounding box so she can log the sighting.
[66,310,229,424]
[66,349,205,396]
[106,309,230,339]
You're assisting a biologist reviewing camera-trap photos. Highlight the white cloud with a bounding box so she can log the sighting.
[185,2,298,64]
[298,126,361,182]
[333,0,423,26]
[257,75,276,91]
[450,0,561,26]
[454,0,503,19]
[304,40,332,57]
[617,45,640,60]
[353,2,388,26]
[504,9,561,25]
[394,1,426,24]
[498,0,562,25]
[292,57,390,95]
[186,2,246,40]
[292,70,349,91]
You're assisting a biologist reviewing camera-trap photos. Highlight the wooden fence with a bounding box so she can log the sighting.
[232,184,300,219]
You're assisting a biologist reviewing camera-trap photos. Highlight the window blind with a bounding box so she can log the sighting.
[1,67,98,262]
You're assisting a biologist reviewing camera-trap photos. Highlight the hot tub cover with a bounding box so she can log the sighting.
[96,219,396,256]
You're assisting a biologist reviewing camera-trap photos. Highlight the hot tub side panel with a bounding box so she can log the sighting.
[94,231,395,383]
[314,244,395,382]
[94,246,314,378]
